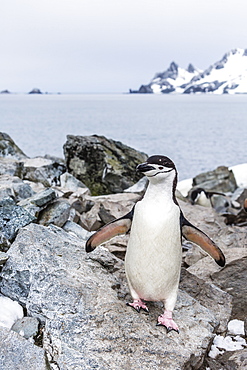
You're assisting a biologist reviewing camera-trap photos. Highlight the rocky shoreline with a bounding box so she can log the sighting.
[0,132,246,369]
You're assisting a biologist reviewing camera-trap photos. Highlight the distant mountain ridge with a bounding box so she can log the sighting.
[130,48,247,94]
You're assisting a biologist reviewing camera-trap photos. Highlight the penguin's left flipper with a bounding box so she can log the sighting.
[181,214,225,267]
[85,208,133,253]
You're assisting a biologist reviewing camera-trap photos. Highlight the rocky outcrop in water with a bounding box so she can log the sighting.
[28,88,42,94]
[0,132,246,369]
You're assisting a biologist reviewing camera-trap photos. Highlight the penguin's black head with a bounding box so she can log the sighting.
[189,187,204,204]
[137,155,176,177]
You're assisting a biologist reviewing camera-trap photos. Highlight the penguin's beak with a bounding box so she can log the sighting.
[136,162,155,173]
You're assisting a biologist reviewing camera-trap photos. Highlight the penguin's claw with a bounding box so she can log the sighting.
[126,300,149,313]
[157,313,179,333]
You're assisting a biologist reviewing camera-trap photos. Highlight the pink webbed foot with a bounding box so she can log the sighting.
[126,299,149,313]
[156,310,179,333]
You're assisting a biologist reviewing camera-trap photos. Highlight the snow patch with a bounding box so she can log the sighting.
[227,319,245,336]
[177,178,193,197]
[0,294,24,329]
[230,163,247,188]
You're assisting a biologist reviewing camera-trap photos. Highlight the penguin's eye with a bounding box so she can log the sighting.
[158,166,164,170]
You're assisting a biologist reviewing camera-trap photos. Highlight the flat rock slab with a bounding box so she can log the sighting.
[0,224,218,369]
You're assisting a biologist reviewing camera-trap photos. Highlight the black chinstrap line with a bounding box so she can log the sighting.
[148,168,174,177]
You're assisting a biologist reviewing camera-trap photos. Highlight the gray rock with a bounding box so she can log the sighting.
[38,199,71,227]
[79,192,139,231]
[220,189,247,225]
[0,197,15,207]
[12,180,34,201]
[0,326,48,370]
[11,316,40,339]
[18,188,57,217]
[180,269,232,334]
[70,197,94,214]
[0,132,27,160]
[231,187,247,206]
[0,223,219,369]
[0,174,34,202]
[63,134,148,195]
[60,172,88,191]
[180,199,247,251]
[22,157,66,187]
[192,166,237,193]
[62,220,92,240]
[211,257,247,320]
[221,206,247,226]
[0,204,35,241]
[0,157,24,178]
[205,348,247,370]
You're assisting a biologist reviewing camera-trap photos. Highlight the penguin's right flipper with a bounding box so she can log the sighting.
[85,208,134,253]
[181,214,225,267]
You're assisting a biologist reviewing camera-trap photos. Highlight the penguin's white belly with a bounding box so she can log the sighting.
[125,200,181,302]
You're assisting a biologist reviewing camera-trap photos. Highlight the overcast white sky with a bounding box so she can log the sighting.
[1,0,247,93]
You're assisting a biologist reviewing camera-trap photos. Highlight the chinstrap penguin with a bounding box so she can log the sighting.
[86,155,225,333]
[188,187,228,208]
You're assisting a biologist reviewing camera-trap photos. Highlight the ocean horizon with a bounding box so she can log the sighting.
[1,93,246,181]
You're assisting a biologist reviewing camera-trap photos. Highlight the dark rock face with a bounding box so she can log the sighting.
[63,135,148,195]
[28,88,42,94]
[192,166,237,193]
[183,81,224,94]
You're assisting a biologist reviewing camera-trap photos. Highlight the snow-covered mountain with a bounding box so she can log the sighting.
[130,48,247,94]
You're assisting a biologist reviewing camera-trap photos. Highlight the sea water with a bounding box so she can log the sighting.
[0,93,246,180]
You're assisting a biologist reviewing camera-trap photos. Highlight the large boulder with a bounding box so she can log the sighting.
[0,223,220,369]
[0,132,27,160]
[63,135,148,195]
[192,166,237,193]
